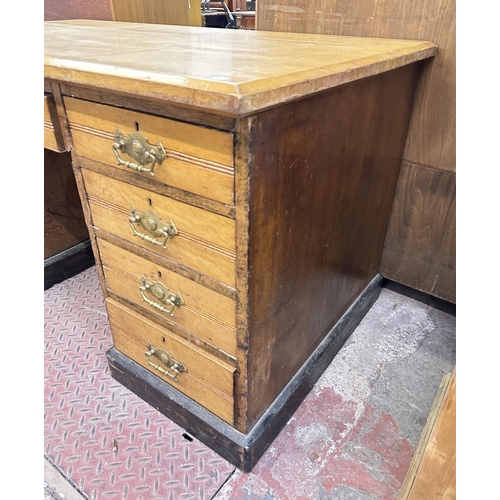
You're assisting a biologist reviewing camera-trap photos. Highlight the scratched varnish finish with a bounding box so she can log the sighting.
[245,63,422,427]
[44,20,436,117]
[44,20,436,470]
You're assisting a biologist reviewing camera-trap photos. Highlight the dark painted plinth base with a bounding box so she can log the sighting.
[44,240,95,291]
[107,274,383,472]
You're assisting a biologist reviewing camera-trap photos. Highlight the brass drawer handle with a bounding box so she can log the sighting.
[129,206,178,249]
[112,129,167,176]
[139,275,184,316]
[145,341,186,380]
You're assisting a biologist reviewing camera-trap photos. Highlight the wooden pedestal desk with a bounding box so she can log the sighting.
[44,20,436,471]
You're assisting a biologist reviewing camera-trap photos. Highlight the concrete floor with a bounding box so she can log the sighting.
[44,268,456,500]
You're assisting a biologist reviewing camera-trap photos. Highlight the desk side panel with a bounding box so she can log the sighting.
[246,63,422,429]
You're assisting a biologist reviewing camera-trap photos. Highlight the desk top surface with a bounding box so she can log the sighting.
[44,20,436,117]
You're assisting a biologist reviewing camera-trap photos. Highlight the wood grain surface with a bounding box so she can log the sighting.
[82,168,236,286]
[64,97,235,204]
[245,64,421,428]
[112,0,202,27]
[380,163,456,302]
[45,20,435,117]
[257,0,455,172]
[44,95,65,152]
[99,239,238,356]
[106,298,235,424]
[398,370,456,499]
[256,0,456,302]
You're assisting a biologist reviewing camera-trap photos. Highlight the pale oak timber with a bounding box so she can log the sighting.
[82,168,237,287]
[76,156,236,219]
[98,239,238,357]
[45,20,436,470]
[398,370,456,499]
[59,84,237,132]
[93,227,237,301]
[107,289,238,366]
[106,299,235,424]
[44,95,65,152]
[107,273,383,472]
[232,116,252,430]
[65,97,235,204]
[44,20,436,117]
[46,81,74,151]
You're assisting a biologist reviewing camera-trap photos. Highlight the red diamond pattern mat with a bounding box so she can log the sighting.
[44,267,235,500]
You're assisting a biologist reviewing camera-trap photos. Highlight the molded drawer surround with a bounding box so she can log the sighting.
[106,298,236,424]
[64,97,235,204]
[82,168,236,286]
[44,94,65,152]
[99,238,237,357]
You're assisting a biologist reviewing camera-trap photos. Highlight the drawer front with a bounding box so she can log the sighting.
[106,298,235,424]
[83,169,236,287]
[44,94,65,152]
[64,97,234,204]
[99,238,237,356]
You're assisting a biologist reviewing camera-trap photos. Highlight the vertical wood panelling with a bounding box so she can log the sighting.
[257,0,456,303]
[112,0,202,26]
[380,163,456,302]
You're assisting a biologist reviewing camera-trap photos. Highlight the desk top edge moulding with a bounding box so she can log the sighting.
[44,20,436,117]
[44,20,437,472]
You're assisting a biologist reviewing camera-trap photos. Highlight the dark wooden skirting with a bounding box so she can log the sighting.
[44,239,95,290]
[382,278,456,316]
[107,273,382,472]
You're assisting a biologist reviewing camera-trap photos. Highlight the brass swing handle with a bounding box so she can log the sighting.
[112,129,167,176]
[139,275,184,317]
[129,206,178,249]
[145,341,186,381]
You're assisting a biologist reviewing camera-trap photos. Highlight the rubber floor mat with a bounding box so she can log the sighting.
[44,267,235,500]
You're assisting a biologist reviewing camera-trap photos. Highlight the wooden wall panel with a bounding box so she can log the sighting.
[257,0,456,303]
[380,163,456,302]
[112,0,202,26]
[45,0,113,21]
[257,0,455,172]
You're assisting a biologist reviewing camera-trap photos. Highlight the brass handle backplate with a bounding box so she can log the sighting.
[129,206,178,249]
[112,129,167,176]
[145,341,186,380]
[139,275,184,316]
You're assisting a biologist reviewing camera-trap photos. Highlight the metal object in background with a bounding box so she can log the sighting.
[221,1,237,28]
